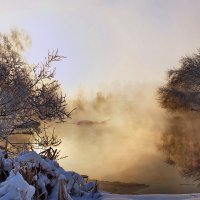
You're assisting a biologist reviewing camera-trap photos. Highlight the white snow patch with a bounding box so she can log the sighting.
[0,171,35,200]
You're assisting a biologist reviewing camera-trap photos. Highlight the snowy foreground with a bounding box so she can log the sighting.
[0,150,199,200]
[0,150,100,199]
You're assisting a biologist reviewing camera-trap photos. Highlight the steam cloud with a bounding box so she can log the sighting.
[56,83,199,193]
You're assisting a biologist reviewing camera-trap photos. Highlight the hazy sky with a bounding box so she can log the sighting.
[1,0,200,93]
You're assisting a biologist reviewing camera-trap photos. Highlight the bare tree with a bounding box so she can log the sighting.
[0,30,71,150]
[158,49,200,113]
[158,49,200,183]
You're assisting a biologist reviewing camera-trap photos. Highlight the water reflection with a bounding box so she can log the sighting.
[160,113,200,183]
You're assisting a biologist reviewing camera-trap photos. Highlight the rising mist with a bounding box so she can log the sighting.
[55,83,200,193]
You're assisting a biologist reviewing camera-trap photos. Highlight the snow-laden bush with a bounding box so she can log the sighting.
[0,150,100,200]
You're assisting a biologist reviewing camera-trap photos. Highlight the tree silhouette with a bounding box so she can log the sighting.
[0,30,71,150]
[158,49,200,182]
[158,49,200,113]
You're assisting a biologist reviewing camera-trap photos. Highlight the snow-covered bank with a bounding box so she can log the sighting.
[101,193,200,200]
[0,150,100,199]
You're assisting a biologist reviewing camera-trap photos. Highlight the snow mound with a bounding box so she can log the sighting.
[0,171,35,200]
[0,150,100,200]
